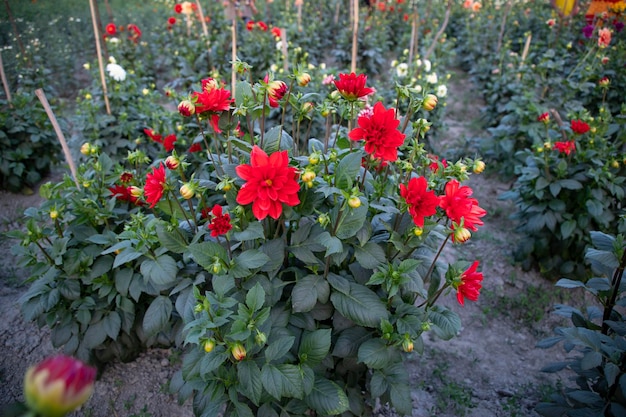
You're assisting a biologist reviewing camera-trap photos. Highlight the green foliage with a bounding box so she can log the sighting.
[0,93,62,192]
[536,230,626,417]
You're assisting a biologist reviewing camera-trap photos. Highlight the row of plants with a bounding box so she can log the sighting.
[451,1,626,415]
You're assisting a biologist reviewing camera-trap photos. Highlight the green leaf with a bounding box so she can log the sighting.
[560,179,583,190]
[335,204,367,240]
[83,320,108,349]
[188,241,229,270]
[246,282,266,312]
[261,363,303,400]
[102,311,121,339]
[357,338,400,369]
[354,242,386,269]
[555,278,585,289]
[305,376,349,415]
[237,360,262,406]
[292,275,330,313]
[332,326,371,358]
[156,224,188,253]
[580,351,602,370]
[113,249,143,268]
[140,255,178,286]
[334,151,363,190]
[330,282,389,327]
[142,296,173,337]
[428,306,461,340]
[265,336,295,362]
[560,220,577,239]
[299,329,331,365]
[233,222,265,241]
[605,362,620,386]
[315,232,343,257]
[263,126,294,154]
[237,249,270,270]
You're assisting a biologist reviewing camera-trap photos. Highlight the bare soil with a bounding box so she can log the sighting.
[0,69,574,417]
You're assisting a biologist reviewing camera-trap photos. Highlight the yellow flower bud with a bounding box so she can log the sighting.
[422,94,438,111]
[297,72,311,87]
[413,227,423,236]
[80,143,91,156]
[180,183,195,200]
[473,160,485,174]
[301,171,316,183]
[453,227,472,243]
[308,154,320,165]
[611,160,619,169]
[204,339,216,353]
[231,343,247,361]
[348,196,361,208]
[402,338,414,353]
[50,210,59,220]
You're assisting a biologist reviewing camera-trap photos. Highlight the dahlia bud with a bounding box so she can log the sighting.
[231,343,247,361]
[473,160,485,174]
[255,331,267,345]
[402,338,414,353]
[318,213,331,227]
[413,227,423,237]
[80,143,92,156]
[301,170,316,183]
[268,80,288,101]
[50,209,59,220]
[308,153,320,165]
[129,186,143,198]
[537,112,550,124]
[203,339,216,353]
[180,183,195,200]
[453,226,472,243]
[598,76,610,88]
[422,94,438,111]
[178,100,195,117]
[297,72,311,87]
[24,355,96,417]
[301,102,314,113]
[348,196,362,208]
[165,155,180,170]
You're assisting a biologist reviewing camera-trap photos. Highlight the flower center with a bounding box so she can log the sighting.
[265,179,273,186]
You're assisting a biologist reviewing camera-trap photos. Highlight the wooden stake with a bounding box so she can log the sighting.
[350,0,359,73]
[35,89,80,189]
[0,51,12,106]
[281,28,289,73]
[195,0,209,38]
[89,0,111,115]
[3,0,27,64]
[231,18,237,95]
[424,0,451,61]
[408,8,418,66]
[517,33,532,80]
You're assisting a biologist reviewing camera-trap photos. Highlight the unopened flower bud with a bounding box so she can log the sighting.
[301,170,316,183]
[178,100,195,117]
[453,227,472,243]
[80,143,92,156]
[297,72,311,87]
[413,227,423,237]
[203,339,216,353]
[50,210,59,220]
[308,153,320,165]
[24,355,96,417]
[180,183,195,200]
[598,76,610,87]
[302,102,314,113]
[231,343,246,361]
[402,338,414,353]
[318,213,331,227]
[473,160,485,174]
[422,94,438,111]
[611,160,619,169]
[348,196,361,208]
[129,186,143,198]
[165,155,180,170]
[255,331,267,345]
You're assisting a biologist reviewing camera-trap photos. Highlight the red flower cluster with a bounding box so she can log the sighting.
[144,128,177,152]
[246,21,269,31]
[334,72,375,101]
[439,179,487,233]
[570,119,590,135]
[554,140,576,155]
[235,146,300,220]
[144,164,167,208]
[399,177,440,227]
[271,27,282,38]
[109,185,142,206]
[456,261,483,306]
[186,78,233,133]
[207,205,232,237]
[348,101,406,162]
[105,23,116,35]
[428,155,448,172]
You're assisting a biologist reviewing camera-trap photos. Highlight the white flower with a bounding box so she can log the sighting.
[108,56,117,64]
[270,64,279,72]
[108,37,120,44]
[409,85,422,94]
[390,59,398,68]
[276,41,283,51]
[83,63,90,70]
[436,85,448,98]
[106,63,126,81]
[416,59,432,72]
[396,63,409,78]
[426,73,438,84]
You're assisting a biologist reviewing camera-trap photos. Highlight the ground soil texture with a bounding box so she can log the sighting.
[0,70,575,417]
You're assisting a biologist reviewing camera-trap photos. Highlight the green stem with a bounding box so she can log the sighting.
[415,234,451,306]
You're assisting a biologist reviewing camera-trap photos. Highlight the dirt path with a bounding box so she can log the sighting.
[0,69,572,417]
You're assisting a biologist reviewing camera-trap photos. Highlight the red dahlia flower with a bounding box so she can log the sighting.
[144,164,167,208]
[264,75,288,108]
[174,4,183,13]
[333,72,375,101]
[235,146,301,220]
[439,179,486,232]
[105,23,117,35]
[399,176,440,227]
[193,86,233,114]
[257,21,268,31]
[109,185,142,205]
[554,140,576,155]
[246,20,255,31]
[188,143,202,153]
[168,17,177,25]
[208,205,232,237]
[271,27,282,38]
[163,134,177,152]
[428,155,448,172]
[144,128,163,143]
[537,112,550,124]
[348,101,406,162]
[455,261,483,306]
[127,24,141,42]
[570,119,590,134]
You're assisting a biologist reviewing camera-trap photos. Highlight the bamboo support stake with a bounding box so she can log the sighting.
[296,0,303,32]
[195,0,209,38]
[281,29,289,72]
[35,89,79,189]
[89,0,111,115]
[517,33,532,80]
[350,0,359,73]
[0,51,12,106]
[231,18,237,95]
[408,8,419,66]
[424,0,451,61]
[496,0,514,54]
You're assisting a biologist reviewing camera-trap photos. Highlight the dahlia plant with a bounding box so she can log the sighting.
[13,64,485,416]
